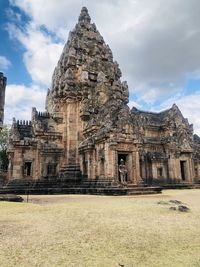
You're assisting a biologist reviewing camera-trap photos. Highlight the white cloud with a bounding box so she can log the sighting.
[4,84,46,124]
[7,22,63,86]
[9,0,79,37]
[0,56,11,70]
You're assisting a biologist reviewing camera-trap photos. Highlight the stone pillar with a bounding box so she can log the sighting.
[79,153,83,174]
[134,151,141,185]
[107,144,118,181]
[108,150,116,179]
[187,157,194,182]
[7,153,14,180]
[87,150,96,179]
[104,143,116,179]
[126,152,133,184]
[34,149,40,179]
[64,101,82,166]
[90,149,96,179]
[104,143,109,178]
[168,155,177,181]
[12,149,23,178]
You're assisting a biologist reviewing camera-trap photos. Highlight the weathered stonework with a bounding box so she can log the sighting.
[7,7,200,186]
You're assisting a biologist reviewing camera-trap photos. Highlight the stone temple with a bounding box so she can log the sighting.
[5,7,200,193]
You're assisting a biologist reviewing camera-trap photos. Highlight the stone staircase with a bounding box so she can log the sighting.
[162,182,200,189]
[0,165,162,196]
[2,167,200,196]
[0,176,162,195]
[58,164,82,182]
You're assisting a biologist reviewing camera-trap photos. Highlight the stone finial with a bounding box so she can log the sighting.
[32,107,38,120]
[78,7,91,23]
[172,103,178,110]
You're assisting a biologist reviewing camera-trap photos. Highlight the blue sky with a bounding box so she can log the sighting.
[0,0,31,84]
[1,0,200,135]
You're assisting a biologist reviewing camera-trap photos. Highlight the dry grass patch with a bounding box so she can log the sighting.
[0,190,200,267]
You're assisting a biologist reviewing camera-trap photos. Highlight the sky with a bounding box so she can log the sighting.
[1,0,200,135]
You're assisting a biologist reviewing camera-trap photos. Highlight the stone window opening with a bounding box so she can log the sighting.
[157,167,163,178]
[24,162,32,176]
[47,163,57,176]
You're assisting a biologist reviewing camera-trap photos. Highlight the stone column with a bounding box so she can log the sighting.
[7,152,14,180]
[104,143,116,180]
[187,157,194,182]
[90,149,96,179]
[168,155,177,181]
[64,101,81,166]
[134,151,141,185]
[12,148,23,179]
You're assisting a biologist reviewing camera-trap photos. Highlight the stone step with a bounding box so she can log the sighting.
[162,183,197,189]
[58,163,82,181]
[1,176,163,195]
[0,185,162,196]
[59,165,81,171]
[59,169,81,173]
[127,190,160,195]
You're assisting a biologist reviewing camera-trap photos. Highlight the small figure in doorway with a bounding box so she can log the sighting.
[119,159,127,185]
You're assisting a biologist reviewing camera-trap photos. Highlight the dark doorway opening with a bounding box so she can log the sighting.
[157,167,163,178]
[118,153,128,183]
[180,161,186,181]
[47,163,57,176]
[24,162,32,176]
[83,154,88,176]
[118,154,127,165]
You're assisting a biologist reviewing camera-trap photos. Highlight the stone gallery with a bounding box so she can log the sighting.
[6,7,200,187]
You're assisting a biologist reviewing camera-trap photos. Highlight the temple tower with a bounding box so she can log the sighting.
[0,72,6,127]
[45,7,128,168]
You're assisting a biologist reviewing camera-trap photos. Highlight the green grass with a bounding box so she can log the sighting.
[0,190,200,267]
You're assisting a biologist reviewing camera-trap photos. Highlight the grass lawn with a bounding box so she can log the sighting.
[0,190,200,267]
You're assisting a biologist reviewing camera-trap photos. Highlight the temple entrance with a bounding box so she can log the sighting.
[118,153,128,183]
[24,162,32,176]
[180,161,187,181]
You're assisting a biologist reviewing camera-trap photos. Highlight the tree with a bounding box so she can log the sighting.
[0,125,10,171]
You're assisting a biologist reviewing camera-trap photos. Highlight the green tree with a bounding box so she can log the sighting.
[0,125,9,171]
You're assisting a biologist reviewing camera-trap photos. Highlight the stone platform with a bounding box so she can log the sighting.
[0,178,162,196]
[162,183,200,189]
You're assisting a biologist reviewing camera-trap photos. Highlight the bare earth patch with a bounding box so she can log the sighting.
[0,190,200,267]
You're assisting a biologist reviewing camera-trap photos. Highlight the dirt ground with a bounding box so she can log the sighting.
[0,190,200,267]
[24,189,192,205]
[25,191,171,204]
